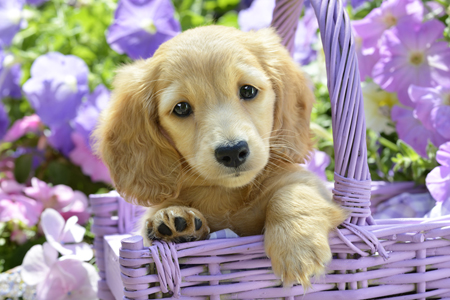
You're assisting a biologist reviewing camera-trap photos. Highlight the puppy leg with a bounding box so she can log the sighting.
[264,184,347,287]
[142,206,210,245]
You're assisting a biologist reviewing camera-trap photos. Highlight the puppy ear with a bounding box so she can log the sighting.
[248,28,315,163]
[93,59,181,206]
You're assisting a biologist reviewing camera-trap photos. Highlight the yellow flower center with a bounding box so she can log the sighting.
[378,91,398,108]
[409,52,424,66]
[383,13,397,28]
[140,18,157,34]
[443,93,450,106]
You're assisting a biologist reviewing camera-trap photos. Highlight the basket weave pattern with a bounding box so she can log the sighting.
[90,0,450,298]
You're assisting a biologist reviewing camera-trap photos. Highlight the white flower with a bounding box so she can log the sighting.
[362,82,397,134]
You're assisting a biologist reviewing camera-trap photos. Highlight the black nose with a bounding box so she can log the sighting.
[215,141,250,168]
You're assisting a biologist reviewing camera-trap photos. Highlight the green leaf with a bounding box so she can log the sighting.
[14,154,33,183]
[216,11,239,28]
[180,11,207,30]
[48,161,71,185]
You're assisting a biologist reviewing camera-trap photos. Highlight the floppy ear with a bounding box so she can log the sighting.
[246,28,314,163]
[93,59,181,206]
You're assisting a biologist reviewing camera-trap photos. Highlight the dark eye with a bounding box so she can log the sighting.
[239,85,258,100]
[173,102,192,117]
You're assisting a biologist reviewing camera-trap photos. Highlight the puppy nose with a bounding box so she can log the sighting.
[215,141,250,168]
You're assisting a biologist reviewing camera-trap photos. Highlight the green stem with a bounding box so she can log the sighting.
[379,136,398,152]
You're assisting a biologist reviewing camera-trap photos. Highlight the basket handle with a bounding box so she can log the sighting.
[271,0,373,226]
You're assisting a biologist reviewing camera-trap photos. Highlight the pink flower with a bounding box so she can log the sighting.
[0,179,24,194]
[3,114,41,142]
[22,243,98,300]
[69,132,112,184]
[373,20,450,107]
[0,195,43,227]
[24,177,90,224]
[11,226,27,244]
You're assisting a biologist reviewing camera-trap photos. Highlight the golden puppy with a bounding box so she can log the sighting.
[94,25,347,287]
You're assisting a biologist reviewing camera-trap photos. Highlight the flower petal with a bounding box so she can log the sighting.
[21,244,51,286]
[426,166,450,202]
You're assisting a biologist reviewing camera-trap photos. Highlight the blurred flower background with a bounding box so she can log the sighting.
[0,0,450,298]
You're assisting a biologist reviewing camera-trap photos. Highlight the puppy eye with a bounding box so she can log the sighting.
[239,85,258,100]
[173,102,192,117]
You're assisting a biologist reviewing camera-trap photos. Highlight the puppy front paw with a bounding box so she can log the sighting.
[143,206,210,244]
[265,228,331,288]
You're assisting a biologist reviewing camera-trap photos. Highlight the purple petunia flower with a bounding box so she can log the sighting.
[22,52,89,128]
[47,122,75,157]
[391,105,445,158]
[26,0,49,6]
[69,132,112,184]
[0,50,22,100]
[238,0,318,65]
[74,84,110,150]
[293,7,318,66]
[426,142,450,203]
[106,0,181,60]
[238,0,275,32]
[302,149,330,182]
[352,0,423,81]
[410,85,450,140]
[0,0,24,48]
[391,85,450,157]
[349,0,373,8]
[373,20,450,107]
[0,102,9,140]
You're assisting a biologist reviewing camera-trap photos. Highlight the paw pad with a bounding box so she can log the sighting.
[195,218,202,230]
[157,223,173,236]
[174,217,187,232]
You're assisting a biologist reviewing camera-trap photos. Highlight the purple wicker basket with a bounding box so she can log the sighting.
[90,0,450,299]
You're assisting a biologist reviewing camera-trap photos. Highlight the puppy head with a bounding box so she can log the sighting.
[94,25,314,206]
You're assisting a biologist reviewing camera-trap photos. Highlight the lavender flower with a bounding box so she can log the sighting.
[426,142,450,203]
[0,102,8,140]
[106,0,181,60]
[74,84,110,150]
[0,0,24,48]
[23,52,89,127]
[373,20,450,107]
[0,51,22,100]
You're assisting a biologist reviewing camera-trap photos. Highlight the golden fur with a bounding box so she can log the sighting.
[94,25,347,287]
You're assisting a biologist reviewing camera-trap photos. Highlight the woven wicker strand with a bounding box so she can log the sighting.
[90,192,146,299]
[90,0,450,298]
